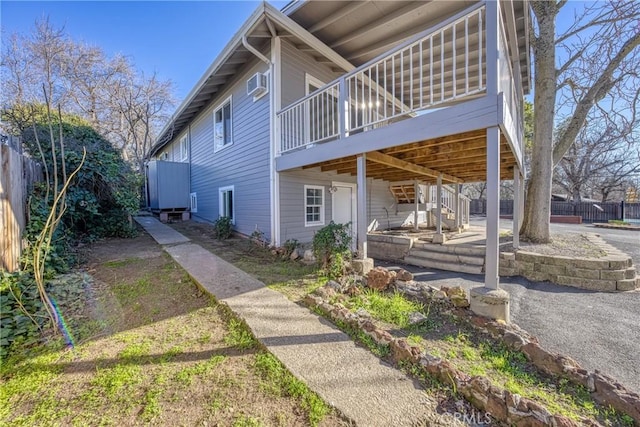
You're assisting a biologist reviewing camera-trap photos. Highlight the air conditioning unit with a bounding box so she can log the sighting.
[247,72,268,98]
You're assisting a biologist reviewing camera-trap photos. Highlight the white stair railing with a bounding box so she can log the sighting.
[428,185,470,227]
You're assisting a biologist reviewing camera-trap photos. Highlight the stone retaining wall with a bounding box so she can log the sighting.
[500,234,638,291]
[367,234,413,261]
[305,280,640,425]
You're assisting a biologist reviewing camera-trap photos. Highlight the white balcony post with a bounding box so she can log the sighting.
[454,184,461,229]
[414,180,420,231]
[485,126,500,290]
[357,154,367,259]
[436,175,443,234]
[339,78,347,139]
[485,0,499,97]
[513,166,521,249]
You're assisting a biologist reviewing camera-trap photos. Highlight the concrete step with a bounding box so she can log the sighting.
[413,241,486,257]
[408,248,485,266]
[404,256,484,275]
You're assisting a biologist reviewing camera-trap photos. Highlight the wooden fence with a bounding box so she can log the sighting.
[470,199,640,223]
[1,138,43,272]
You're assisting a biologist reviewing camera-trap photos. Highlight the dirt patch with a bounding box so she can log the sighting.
[503,233,607,258]
[1,230,347,426]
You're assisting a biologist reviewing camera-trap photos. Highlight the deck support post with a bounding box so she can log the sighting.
[454,184,461,230]
[484,126,500,290]
[513,166,521,249]
[353,153,373,275]
[471,125,510,323]
[356,154,368,259]
[425,185,432,227]
[414,180,420,231]
[433,174,446,243]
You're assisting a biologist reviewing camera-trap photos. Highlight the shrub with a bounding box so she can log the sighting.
[312,221,352,278]
[213,216,233,240]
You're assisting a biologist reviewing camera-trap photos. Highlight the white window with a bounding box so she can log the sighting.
[190,192,197,213]
[219,185,234,223]
[213,96,233,152]
[304,185,324,227]
[180,136,189,161]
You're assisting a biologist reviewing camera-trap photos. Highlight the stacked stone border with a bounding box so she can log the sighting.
[304,279,640,426]
[369,233,640,292]
[500,234,639,291]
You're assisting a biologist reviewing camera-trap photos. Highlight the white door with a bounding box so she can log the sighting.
[332,183,357,249]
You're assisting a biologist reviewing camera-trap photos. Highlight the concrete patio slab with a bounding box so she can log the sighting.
[135,216,190,245]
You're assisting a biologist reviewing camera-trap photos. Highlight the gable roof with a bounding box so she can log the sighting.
[150,2,354,156]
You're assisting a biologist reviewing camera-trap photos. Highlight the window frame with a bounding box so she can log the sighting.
[180,136,189,162]
[218,185,235,224]
[304,185,325,227]
[213,95,233,153]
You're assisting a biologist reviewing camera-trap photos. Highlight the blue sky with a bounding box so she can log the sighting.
[1,1,288,100]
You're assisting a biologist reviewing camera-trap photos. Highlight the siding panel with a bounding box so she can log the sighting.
[279,168,418,244]
[281,39,341,108]
[187,59,272,239]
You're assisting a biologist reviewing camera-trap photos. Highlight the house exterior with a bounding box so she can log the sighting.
[149,0,530,296]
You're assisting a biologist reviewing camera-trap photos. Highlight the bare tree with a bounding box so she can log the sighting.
[521,0,640,242]
[554,112,640,202]
[1,17,174,170]
[111,70,174,172]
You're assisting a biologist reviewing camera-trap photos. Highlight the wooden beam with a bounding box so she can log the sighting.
[367,151,461,183]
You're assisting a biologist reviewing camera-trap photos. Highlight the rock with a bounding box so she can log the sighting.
[345,284,362,296]
[433,290,447,299]
[314,286,336,299]
[550,415,579,427]
[326,280,342,292]
[365,266,397,290]
[303,249,316,262]
[391,338,421,363]
[591,372,640,423]
[289,249,299,260]
[503,330,528,350]
[408,311,428,325]
[355,308,372,319]
[396,269,414,281]
[450,295,470,308]
[442,285,466,299]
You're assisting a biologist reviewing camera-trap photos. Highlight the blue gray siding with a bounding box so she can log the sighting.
[280,39,340,108]
[185,59,271,239]
[279,168,419,244]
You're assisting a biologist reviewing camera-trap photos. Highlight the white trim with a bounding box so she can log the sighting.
[331,181,357,250]
[270,36,282,246]
[190,192,198,213]
[180,135,189,162]
[304,184,325,227]
[213,95,233,153]
[219,185,235,224]
[305,74,325,94]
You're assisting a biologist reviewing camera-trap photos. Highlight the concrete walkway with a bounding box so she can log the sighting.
[135,217,456,426]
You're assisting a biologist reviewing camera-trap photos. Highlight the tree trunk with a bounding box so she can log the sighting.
[521,2,557,243]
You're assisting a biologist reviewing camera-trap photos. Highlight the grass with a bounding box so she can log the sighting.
[1,232,344,427]
[165,221,636,427]
[348,289,424,328]
[339,290,634,425]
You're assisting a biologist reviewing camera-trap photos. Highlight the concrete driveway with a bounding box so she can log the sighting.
[378,218,640,394]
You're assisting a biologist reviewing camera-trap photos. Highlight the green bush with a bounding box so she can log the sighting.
[213,216,233,240]
[312,221,352,278]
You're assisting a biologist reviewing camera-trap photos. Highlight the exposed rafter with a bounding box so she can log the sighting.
[367,151,461,183]
[308,1,368,34]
